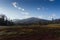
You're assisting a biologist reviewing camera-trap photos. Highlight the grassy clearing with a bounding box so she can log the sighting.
[0,24,60,40]
[47,24,60,28]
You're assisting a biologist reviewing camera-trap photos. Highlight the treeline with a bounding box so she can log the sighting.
[0,14,60,26]
[13,20,60,26]
[14,19,60,26]
[0,14,14,26]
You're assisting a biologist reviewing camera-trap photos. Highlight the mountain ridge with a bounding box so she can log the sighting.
[12,17,50,25]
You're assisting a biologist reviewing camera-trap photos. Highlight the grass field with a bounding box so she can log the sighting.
[0,24,60,40]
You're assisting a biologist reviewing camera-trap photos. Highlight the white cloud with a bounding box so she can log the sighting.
[18,7,21,10]
[21,9,25,11]
[18,7,25,11]
[21,12,29,15]
[12,2,25,11]
[12,2,17,8]
[49,0,55,2]
[12,2,29,16]
[37,6,49,11]
[37,8,40,10]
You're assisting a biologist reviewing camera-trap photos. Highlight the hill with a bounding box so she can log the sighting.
[12,17,50,25]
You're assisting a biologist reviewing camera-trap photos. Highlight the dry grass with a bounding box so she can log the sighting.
[0,24,60,40]
[46,24,60,28]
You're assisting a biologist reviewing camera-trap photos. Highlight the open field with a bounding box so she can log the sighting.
[0,24,60,40]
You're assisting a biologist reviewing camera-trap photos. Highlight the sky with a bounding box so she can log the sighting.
[0,0,60,20]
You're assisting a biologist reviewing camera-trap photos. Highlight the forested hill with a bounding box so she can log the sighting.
[0,14,60,26]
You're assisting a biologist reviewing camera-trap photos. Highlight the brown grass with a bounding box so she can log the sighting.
[0,24,60,40]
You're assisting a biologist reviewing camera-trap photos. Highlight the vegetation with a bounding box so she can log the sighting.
[0,14,60,26]
[0,14,60,40]
[0,14,14,26]
[0,24,59,40]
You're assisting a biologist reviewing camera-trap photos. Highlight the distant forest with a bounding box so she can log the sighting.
[0,14,60,26]
[0,14,14,26]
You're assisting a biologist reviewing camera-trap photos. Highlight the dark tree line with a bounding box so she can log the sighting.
[0,14,14,26]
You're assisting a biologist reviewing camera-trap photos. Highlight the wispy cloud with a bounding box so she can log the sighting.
[37,8,40,10]
[21,12,29,15]
[12,2,25,11]
[12,2,17,8]
[23,15,31,19]
[37,6,48,11]
[12,2,30,16]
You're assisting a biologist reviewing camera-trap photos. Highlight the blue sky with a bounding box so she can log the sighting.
[0,0,60,20]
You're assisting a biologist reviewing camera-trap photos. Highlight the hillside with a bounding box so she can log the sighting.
[12,17,50,25]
